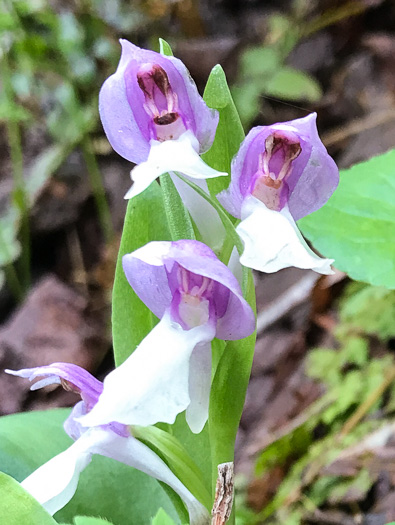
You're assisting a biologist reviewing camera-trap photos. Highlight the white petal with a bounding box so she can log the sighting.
[238,197,334,274]
[21,430,95,515]
[170,173,226,250]
[186,341,212,434]
[125,131,227,200]
[96,431,210,525]
[80,311,216,428]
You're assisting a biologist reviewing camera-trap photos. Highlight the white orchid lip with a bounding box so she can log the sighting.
[79,311,216,432]
[237,196,334,275]
[124,131,227,200]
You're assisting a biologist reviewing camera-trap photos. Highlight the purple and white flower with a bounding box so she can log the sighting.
[218,113,339,274]
[99,39,226,202]
[5,363,209,524]
[81,240,255,434]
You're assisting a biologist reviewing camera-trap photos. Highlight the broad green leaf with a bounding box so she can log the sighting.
[133,425,211,510]
[208,272,256,490]
[73,517,114,524]
[152,508,178,525]
[170,413,212,498]
[0,409,178,525]
[112,181,170,366]
[264,67,322,102]
[202,65,245,197]
[0,471,58,524]
[299,149,395,289]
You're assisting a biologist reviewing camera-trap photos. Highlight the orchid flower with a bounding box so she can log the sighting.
[5,363,210,524]
[218,113,339,274]
[80,240,255,434]
[99,39,226,201]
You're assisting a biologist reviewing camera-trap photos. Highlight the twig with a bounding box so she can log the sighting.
[322,108,395,148]
[212,463,234,525]
[256,273,319,334]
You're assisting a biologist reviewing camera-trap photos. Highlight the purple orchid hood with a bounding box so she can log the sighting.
[218,113,339,221]
[122,239,255,340]
[99,39,219,164]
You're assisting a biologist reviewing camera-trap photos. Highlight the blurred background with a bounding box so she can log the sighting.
[1,0,395,523]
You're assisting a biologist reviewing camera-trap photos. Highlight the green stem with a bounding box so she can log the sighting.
[173,173,244,256]
[1,52,31,289]
[173,173,250,296]
[0,223,24,301]
[81,137,115,244]
[4,264,23,302]
[160,173,195,241]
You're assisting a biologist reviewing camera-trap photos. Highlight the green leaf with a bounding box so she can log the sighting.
[73,518,114,525]
[170,413,212,497]
[299,149,395,289]
[0,471,58,524]
[0,409,178,524]
[159,39,174,57]
[112,181,170,366]
[133,425,211,510]
[202,65,245,197]
[152,508,178,525]
[208,271,256,490]
[239,46,280,79]
[264,67,322,102]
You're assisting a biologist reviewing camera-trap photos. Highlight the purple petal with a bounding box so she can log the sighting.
[99,39,218,163]
[286,113,339,220]
[123,240,256,341]
[5,363,103,408]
